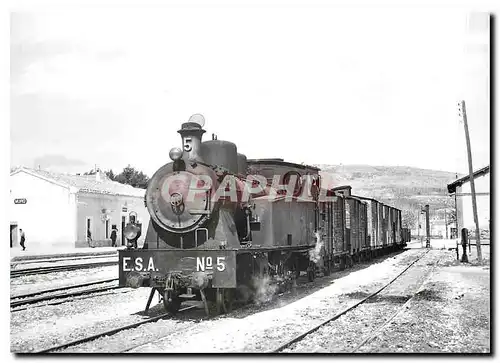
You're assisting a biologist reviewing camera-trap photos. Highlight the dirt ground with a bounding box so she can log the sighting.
[357,250,490,353]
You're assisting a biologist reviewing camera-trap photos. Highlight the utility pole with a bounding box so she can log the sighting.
[417,212,420,239]
[454,173,459,240]
[444,207,448,239]
[458,100,482,262]
[425,204,430,248]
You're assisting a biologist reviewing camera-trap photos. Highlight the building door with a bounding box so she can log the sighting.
[10,223,18,248]
[121,216,126,246]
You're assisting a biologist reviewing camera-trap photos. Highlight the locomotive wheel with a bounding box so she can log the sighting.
[295,267,301,279]
[307,261,317,282]
[215,288,233,314]
[307,269,314,282]
[307,265,315,282]
[294,258,301,279]
[323,261,331,276]
[163,290,181,314]
[285,264,297,290]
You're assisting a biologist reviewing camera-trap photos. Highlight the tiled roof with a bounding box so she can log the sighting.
[14,167,146,197]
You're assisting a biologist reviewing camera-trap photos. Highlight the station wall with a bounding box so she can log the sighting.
[10,171,76,249]
[76,193,150,247]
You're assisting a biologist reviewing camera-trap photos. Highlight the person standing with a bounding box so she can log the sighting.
[110,225,118,247]
[19,229,26,251]
[87,228,93,247]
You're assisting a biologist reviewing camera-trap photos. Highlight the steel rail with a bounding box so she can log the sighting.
[11,250,119,263]
[11,278,118,300]
[350,255,443,353]
[11,254,117,266]
[11,285,123,308]
[35,305,197,353]
[11,290,131,313]
[10,261,118,277]
[268,249,431,353]
[11,260,117,273]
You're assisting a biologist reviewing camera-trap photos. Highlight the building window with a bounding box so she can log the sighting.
[105,219,109,239]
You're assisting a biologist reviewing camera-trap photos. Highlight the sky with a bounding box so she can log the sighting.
[9,7,490,177]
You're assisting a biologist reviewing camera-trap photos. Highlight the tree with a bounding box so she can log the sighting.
[105,169,116,180]
[446,209,457,227]
[83,168,101,175]
[113,165,149,189]
[402,209,417,229]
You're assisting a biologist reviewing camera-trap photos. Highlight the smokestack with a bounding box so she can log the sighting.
[177,114,206,162]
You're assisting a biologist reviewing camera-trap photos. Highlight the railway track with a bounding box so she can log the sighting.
[11,289,130,313]
[11,253,117,267]
[268,249,432,353]
[350,255,443,353]
[10,261,118,278]
[11,278,119,300]
[11,281,122,309]
[35,305,197,353]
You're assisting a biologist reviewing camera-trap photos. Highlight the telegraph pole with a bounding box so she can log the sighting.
[444,207,448,239]
[424,204,430,248]
[454,174,459,240]
[417,212,421,239]
[458,100,482,262]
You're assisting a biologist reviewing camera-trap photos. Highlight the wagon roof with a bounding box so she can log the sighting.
[351,194,402,212]
[354,195,379,203]
[247,159,321,172]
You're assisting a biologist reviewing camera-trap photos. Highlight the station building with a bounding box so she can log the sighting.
[10,167,150,249]
[447,165,490,238]
[429,219,454,239]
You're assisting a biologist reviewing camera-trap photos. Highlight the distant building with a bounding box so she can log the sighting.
[10,167,150,249]
[429,219,453,239]
[411,217,454,239]
[447,165,490,237]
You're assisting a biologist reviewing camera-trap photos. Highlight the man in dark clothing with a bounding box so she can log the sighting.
[87,228,93,247]
[20,229,26,251]
[110,225,118,247]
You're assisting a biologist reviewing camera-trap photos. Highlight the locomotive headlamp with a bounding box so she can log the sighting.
[169,147,183,161]
[124,223,139,240]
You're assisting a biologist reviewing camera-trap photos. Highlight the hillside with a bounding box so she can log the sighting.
[315,164,460,226]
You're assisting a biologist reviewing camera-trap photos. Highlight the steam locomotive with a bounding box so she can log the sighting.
[119,114,410,315]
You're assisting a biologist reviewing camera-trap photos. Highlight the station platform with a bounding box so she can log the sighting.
[10,246,122,262]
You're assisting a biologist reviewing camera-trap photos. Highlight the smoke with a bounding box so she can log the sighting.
[309,231,324,264]
[191,272,209,289]
[252,275,278,305]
